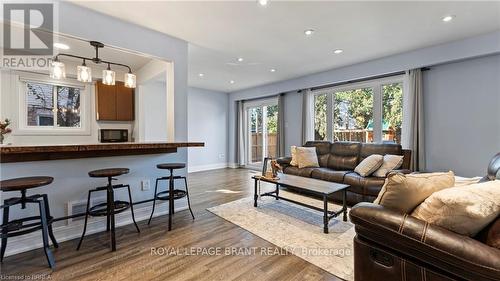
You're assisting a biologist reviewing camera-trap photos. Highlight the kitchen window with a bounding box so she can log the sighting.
[16,73,90,135]
[313,76,404,144]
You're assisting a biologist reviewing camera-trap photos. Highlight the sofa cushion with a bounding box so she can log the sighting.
[311,168,350,182]
[343,172,386,197]
[304,141,331,167]
[412,180,500,237]
[283,166,317,177]
[372,154,404,177]
[295,147,320,168]
[374,171,455,214]
[328,142,361,170]
[354,154,384,176]
[359,142,402,162]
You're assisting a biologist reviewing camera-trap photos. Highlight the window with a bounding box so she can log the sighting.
[25,81,81,129]
[313,77,404,144]
[245,98,279,167]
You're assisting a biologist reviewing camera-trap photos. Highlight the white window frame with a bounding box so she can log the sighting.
[14,72,91,136]
[243,97,278,169]
[311,75,405,143]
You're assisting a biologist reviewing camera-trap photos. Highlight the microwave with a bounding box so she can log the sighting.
[99,129,129,143]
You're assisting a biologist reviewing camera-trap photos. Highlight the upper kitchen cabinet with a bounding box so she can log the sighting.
[96,81,135,121]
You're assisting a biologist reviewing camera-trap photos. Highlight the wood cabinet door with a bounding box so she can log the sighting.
[96,81,116,121]
[115,81,135,121]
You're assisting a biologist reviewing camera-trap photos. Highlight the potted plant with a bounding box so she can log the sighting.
[0,118,12,144]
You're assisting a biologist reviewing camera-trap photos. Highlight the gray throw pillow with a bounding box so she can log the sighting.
[354,154,384,177]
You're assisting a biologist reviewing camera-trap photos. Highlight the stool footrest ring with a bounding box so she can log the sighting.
[155,189,187,201]
[88,201,131,216]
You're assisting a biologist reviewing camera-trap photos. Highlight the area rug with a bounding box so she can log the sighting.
[208,188,355,281]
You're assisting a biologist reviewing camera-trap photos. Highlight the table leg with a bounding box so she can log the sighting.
[342,189,348,222]
[253,179,258,207]
[323,195,329,234]
[275,183,279,200]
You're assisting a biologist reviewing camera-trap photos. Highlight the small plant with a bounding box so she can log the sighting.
[0,118,12,144]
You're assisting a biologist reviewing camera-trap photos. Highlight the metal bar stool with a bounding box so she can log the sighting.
[0,176,59,269]
[77,168,140,252]
[148,163,194,231]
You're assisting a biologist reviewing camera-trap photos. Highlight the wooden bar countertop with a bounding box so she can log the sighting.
[0,142,204,163]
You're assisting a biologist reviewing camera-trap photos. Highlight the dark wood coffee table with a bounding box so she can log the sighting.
[252,173,349,234]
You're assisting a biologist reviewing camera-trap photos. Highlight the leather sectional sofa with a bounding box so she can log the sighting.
[349,153,500,281]
[277,141,412,205]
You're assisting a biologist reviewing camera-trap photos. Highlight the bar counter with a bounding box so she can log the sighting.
[0,142,204,163]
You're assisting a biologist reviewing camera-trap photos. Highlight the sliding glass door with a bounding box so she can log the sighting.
[246,99,278,168]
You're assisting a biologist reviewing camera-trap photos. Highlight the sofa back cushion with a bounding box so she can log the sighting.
[328,142,361,170]
[359,143,402,162]
[304,141,331,167]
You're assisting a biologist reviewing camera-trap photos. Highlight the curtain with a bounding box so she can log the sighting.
[402,69,425,171]
[301,89,314,144]
[276,94,285,157]
[235,100,246,166]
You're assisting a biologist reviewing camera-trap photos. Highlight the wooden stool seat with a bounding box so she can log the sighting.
[156,163,186,170]
[0,176,54,192]
[88,168,129,178]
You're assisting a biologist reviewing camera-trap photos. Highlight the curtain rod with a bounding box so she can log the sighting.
[299,67,430,93]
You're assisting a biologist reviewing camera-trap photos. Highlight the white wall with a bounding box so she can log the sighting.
[227,30,500,166]
[423,54,500,176]
[139,80,168,141]
[187,87,228,172]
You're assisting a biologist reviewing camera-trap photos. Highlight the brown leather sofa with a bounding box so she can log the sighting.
[349,153,500,281]
[277,141,412,205]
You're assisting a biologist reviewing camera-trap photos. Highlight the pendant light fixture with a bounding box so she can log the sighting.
[49,58,66,79]
[102,63,116,85]
[52,41,136,88]
[77,59,92,82]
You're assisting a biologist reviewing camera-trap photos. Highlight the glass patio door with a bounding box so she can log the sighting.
[246,100,278,168]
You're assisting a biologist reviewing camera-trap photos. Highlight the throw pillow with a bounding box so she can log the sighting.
[374,171,455,214]
[290,146,298,166]
[373,154,404,177]
[454,176,482,187]
[296,147,320,168]
[354,154,384,177]
[411,180,500,237]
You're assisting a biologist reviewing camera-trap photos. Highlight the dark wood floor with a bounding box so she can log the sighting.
[0,168,341,281]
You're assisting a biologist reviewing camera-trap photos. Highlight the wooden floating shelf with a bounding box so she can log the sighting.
[0,142,204,163]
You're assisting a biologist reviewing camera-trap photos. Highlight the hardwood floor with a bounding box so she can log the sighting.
[0,168,342,281]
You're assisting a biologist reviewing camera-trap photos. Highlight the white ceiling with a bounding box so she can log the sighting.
[73,1,500,93]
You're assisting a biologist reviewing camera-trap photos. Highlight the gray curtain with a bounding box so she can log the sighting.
[407,69,425,171]
[235,100,246,166]
[277,94,285,157]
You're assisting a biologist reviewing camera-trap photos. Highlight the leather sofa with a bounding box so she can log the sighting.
[277,141,412,205]
[349,153,500,281]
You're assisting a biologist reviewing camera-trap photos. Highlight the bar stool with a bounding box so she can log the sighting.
[148,163,194,231]
[77,168,140,252]
[0,176,59,269]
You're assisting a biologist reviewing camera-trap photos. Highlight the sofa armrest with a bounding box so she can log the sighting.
[349,203,500,281]
[277,157,292,168]
[392,169,411,174]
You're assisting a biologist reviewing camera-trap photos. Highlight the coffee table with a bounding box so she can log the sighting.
[252,173,349,234]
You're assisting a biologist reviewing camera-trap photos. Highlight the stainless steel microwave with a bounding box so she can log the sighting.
[99,129,128,143]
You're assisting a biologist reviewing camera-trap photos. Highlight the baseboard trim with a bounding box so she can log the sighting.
[188,162,228,173]
[4,200,188,257]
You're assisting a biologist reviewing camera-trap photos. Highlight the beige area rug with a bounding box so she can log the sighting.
[208,188,355,281]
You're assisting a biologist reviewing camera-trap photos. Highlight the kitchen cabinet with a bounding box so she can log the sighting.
[96,81,134,121]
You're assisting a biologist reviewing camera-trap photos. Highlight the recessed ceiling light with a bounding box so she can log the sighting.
[442,15,455,22]
[229,80,235,84]
[333,49,343,54]
[270,68,276,72]
[198,73,204,77]
[53,43,70,50]
[237,57,244,62]
[304,29,315,36]
[258,0,268,6]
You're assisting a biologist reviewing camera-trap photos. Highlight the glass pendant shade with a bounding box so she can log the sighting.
[102,69,116,85]
[77,65,92,82]
[49,61,66,79]
[124,73,136,88]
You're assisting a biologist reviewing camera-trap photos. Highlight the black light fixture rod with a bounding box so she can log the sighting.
[54,53,133,72]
